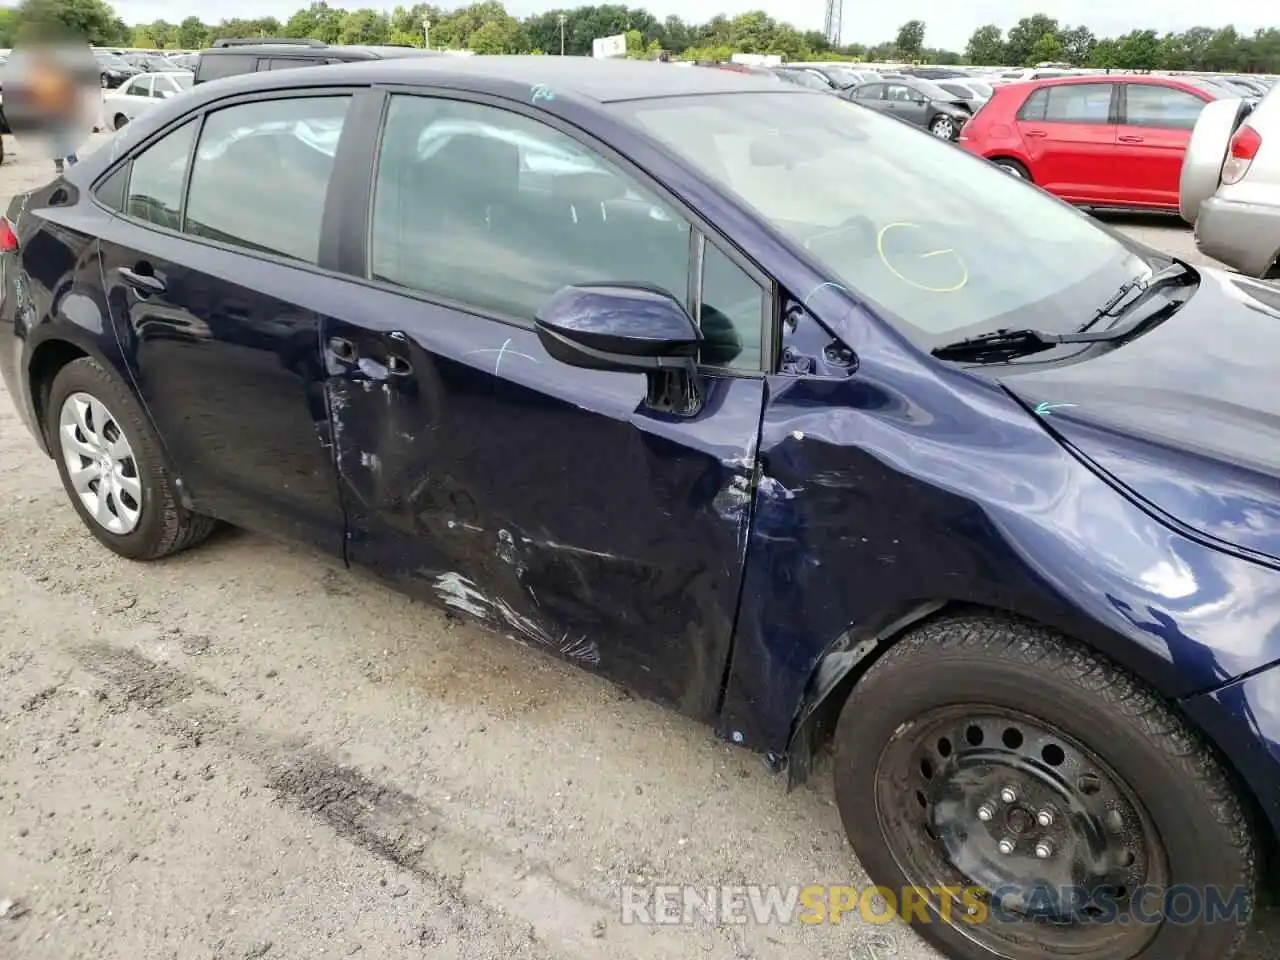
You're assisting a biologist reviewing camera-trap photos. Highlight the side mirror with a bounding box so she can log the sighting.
[160,89,175,98]
[535,284,705,414]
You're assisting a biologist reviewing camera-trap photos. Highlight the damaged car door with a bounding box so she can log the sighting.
[322,91,771,716]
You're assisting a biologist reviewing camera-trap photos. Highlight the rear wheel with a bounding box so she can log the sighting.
[991,157,1031,180]
[46,357,217,561]
[833,613,1258,960]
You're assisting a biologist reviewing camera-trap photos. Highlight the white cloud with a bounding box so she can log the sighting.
[112,0,1272,54]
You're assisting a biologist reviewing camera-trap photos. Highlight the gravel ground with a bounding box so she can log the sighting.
[0,131,1274,960]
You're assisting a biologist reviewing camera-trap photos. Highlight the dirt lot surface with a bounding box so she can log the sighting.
[1,132,1275,960]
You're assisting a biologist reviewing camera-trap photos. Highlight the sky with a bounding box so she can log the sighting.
[109,0,1273,53]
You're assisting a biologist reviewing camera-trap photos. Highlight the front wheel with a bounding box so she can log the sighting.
[929,115,957,140]
[47,357,217,560]
[833,613,1258,960]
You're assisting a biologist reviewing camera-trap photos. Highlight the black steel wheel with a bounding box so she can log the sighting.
[833,613,1258,960]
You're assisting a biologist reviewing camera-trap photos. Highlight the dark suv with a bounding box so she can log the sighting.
[193,38,443,85]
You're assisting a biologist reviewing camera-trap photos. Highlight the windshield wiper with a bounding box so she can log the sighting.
[932,260,1193,363]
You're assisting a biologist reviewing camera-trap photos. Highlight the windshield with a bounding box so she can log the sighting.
[938,81,975,99]
[910,78,956,100]
[779,69,831,90]
[173,73,193,89]
[966,80,993,98]
[614,91,1144,347]
[823,67,862,87]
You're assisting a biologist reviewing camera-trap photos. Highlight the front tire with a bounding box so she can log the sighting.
[47,357,217,561]
[833,613,1257,960]
[929,115,957,140]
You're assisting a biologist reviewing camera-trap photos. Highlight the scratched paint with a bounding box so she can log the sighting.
[465,337,540,377]
[431,572,601,665]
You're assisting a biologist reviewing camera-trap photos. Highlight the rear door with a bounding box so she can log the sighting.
[319,90,772,717]
[1114,82,1212,208]
[1014,81,1120,202]
[96,89,358,554]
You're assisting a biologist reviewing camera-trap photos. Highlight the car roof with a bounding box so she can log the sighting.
[183,55,797,104]
[1006,74,1197,89]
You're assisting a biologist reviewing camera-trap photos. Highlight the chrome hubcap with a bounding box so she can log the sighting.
[932,119,954,139]
[58,392,143,535]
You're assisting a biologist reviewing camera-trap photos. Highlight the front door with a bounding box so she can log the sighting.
[322,91,772,717]
[98,92,358,553]
[1113,83,1209,208]
[885,83,929,127]
[1014,82,1119,202]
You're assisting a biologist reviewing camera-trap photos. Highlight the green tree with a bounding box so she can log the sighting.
[1058,25,1095,65]
[965,24,1004,65]
[895,18,925,59]
[1005,14,1059,66]
[14,0,119,43]
[1026,32,1065,66]
[1112,28,1161,69]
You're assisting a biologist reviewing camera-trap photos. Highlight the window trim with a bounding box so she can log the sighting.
[92,86,368,278]
[1118,82,1211,130]
[1016,82,1119,125]
[351,85,776,376]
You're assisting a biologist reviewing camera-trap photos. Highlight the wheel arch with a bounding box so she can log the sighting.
[988,155,1033,181]
[26,337,92,455]
[782,599,1277,853]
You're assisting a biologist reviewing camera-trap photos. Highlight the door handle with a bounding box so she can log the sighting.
[118,265,165,295]
[328,337,356,362]
[1119,135,1145,143]
[1023,130,1047,138]
[386,355,412,376]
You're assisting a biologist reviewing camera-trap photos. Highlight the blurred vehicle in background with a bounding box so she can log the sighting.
[784,62,880,90]
[1181,87,1280,277]
[94,50,139,88]
[935,78,991,113]
[903,66,969,80]
[127,54,186,73]
[103,71,192,130]
[772,66,837,91]
[843,76,973,140]
[960,74,1228,209]
[193,38,446,85]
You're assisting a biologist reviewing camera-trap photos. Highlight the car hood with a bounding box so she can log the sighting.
[997,267,1280,564]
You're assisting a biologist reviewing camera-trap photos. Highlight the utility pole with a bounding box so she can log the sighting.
[422,17,430,49]
[558,13,567,55]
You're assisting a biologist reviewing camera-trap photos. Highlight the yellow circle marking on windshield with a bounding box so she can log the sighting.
[876,222,969,293]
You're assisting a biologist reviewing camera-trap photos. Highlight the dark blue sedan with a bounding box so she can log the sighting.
[2,56,1277,960]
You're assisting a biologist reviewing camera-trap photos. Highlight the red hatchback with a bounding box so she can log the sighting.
[959,74,1231,210]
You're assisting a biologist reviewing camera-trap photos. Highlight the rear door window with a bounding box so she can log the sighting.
[123,119,197,230]
[182,95,352,262]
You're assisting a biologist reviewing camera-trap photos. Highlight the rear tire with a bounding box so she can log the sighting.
[991,157,1031,180]
[46,357,217,561]
[832,612,1257,960]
